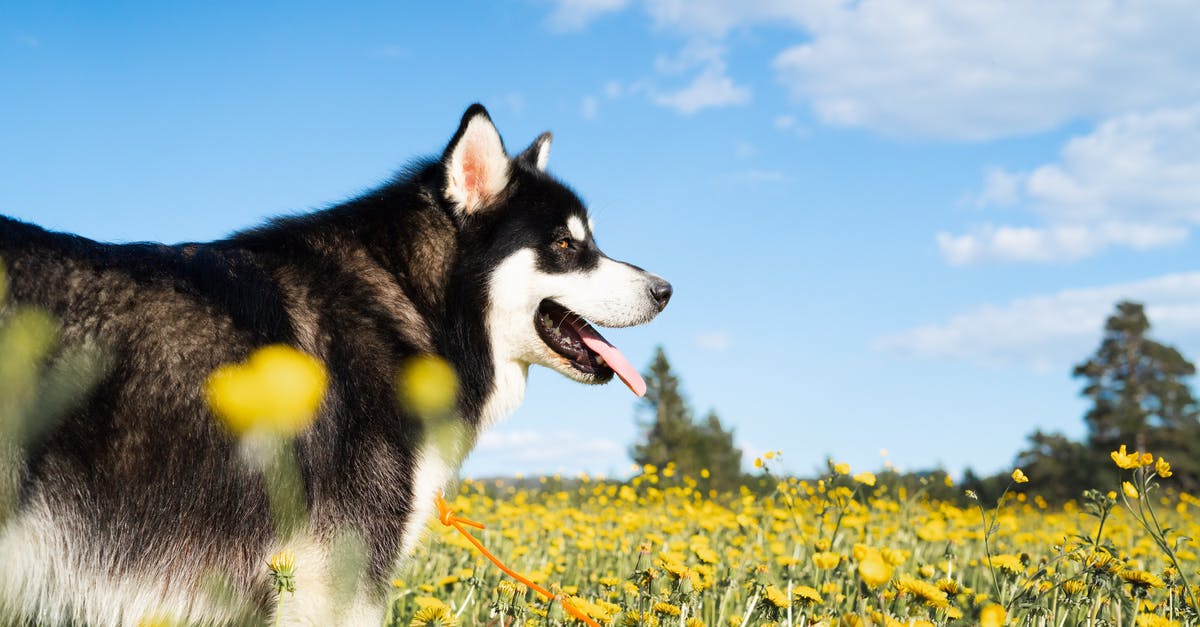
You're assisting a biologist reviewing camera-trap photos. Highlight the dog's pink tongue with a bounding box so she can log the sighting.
[576,326,647,397]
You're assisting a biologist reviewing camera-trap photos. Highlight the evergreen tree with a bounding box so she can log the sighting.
[1073,301,1198,452]
[631,347,743,489]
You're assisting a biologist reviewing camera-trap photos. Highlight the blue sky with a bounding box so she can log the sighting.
[3,1,1198,480]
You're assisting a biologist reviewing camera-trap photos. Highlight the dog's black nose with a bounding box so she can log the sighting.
[649,279,673,311]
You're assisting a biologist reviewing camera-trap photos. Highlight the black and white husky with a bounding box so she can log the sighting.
[0,104,671,625]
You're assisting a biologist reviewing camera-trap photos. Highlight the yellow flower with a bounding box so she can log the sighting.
[397,355,459,417]
[858,554,893,589]
[763,586,791,609]
[896,575,950,609]
[1062,580,1086,595]
[267,550,296,593]
[812,551,841,570]
[793,585,823,605]
[409,604,458,627]
[205,345,327,436]
[833,462,851,475]
[653,601,682,616]
[988,554,1024,576]
[980,604,1006,627]
[1156,457,1173,478]
[754,457,764,468]
[853,472,876,487]
[1011,468,1029,484]
[1110,444,1153,469]
[1123,481,1139,499]
[1121,569,1166,589]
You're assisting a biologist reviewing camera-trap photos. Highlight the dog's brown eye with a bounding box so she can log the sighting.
[557,239,571,250]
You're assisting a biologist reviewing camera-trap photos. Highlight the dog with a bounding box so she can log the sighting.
[0,104,671,625]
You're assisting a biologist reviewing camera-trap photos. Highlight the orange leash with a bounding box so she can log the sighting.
[434,491,602,627]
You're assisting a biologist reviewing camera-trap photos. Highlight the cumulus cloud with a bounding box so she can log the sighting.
[545,0,631,32]
[547,0,1200,138]
[941,105,1200,264]
[773,1,1200,140]
[875,272,1200,371]
[648,41,750,114]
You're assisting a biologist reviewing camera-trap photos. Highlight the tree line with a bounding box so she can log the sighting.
[631,300,1199,504]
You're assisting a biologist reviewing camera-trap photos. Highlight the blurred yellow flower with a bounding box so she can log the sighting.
[397,355,459,417]
[1011,468,1029,483]
[853,472,876,487]
[1123,481,1139,499]
[980,604,1005,627]
[205,345,327,436]
[812,551,841,570]
[858,554,892,589]
[833,462,851,475]
[410,604,458,627]
[1156,457,1172,478]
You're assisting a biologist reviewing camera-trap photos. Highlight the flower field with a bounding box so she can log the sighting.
[383,457,1199,627]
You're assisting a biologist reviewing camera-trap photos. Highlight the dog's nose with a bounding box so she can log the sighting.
[649,279,673,311]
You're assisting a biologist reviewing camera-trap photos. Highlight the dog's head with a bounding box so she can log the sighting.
[440,105,671,396]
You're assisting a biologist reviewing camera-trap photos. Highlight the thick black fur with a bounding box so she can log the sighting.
[0,104,605,618]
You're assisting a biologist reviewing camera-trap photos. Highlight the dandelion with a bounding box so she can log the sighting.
[896,575,950,609]
[833,462,851,475]
[764,586,791,609]
[1156,457,1173,478]
[987,554,1024,576]
[979,604,1005,627]
[267,551,296,594]
[858,554,893,589]
[409,605,458,627]
[793,585,823,606]
[205,345,327,436]
[397,355,459,417]
[812,551,841,570]
[1123,481,1140,499]
[1011,468,1029,484]
[1121,569,1166,590]
[853,472,876,487]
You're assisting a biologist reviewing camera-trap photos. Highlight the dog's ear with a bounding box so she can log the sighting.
[516,132,552,172]
[443,104,510,215]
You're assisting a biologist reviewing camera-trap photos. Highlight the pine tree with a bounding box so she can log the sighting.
[1073,301,1198,451]
[630,346,743,489]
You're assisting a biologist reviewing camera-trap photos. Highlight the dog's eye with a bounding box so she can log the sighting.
[556,238,573,250]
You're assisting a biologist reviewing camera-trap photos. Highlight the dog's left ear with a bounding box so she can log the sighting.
[516,132,552,172]
[443,104,510,215]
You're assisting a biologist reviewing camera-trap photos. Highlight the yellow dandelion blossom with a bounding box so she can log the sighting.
[833,462,851,475]
[686,618,706,627]
[858,554,893,589]
[1011,468,1029,483]
[1135,615,1180,627]
[988,554,1024,576]
[1121,569,1166,590]
[980,604,1006,627]
[205,345,327,436]
[812,551,841,570]
[1123,481,1140,499]
[896,575,950,609]
[409,605,458,627]
[267,550,296,594]
[1156,457,1173,478]
[764,586,791,609]
[397,355,459,417]
[853,472,876,486]
[1062,580,1086,595]
[793,585,823,606]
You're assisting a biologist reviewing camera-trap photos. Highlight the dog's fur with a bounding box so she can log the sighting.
[0,105,670,625]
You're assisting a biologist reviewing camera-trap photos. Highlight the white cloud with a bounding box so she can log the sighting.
[773,1,1200,140]
[695,331,731,351]
[580,95,599,120]
[476,429,622,463]
[548,0,1200,139]
[942,105,1200,264]
[650,43,750,114]
[875,272,1200,371]
[546,0,631,32]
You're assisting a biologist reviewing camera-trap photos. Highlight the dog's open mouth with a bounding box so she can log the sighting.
[534,300,647,397]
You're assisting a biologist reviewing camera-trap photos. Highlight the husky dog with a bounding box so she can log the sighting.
[0,104,671,625]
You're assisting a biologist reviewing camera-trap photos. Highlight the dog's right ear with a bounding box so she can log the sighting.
[443,104,510,215]
[516,132,552,171]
